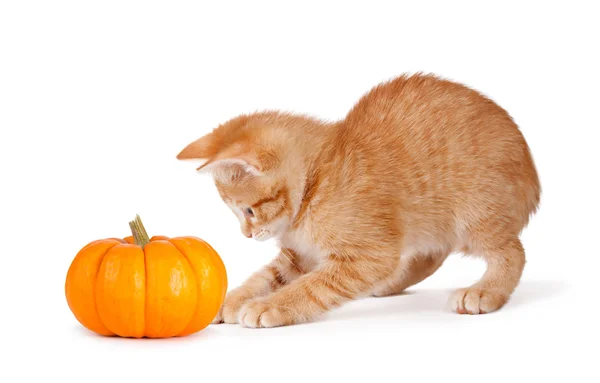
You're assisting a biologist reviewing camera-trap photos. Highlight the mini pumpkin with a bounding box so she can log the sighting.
[65,215,227,338]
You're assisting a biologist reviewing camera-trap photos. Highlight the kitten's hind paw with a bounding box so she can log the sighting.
[449,287,508,315]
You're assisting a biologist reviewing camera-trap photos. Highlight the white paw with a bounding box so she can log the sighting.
[449,287,508,315]
[238,299,287,328]
[216,290,255,324]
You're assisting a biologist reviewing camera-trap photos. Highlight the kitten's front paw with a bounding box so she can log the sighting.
[238,299,289,328]
[219,290,254,324]
[450,287,508,315]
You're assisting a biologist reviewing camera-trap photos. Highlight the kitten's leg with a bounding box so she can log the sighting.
[450,237,525,315]
[213,248,304,324]
[371,251,448,297]
[237,253,397,328]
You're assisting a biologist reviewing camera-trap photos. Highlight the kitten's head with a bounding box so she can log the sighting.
[176,114,298,241]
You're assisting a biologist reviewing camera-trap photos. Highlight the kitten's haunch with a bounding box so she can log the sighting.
[177,73,541,327]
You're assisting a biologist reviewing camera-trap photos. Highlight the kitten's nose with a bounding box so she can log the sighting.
[245,232,252,238]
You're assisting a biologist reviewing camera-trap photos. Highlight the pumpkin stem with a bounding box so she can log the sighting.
[128,214,151,248]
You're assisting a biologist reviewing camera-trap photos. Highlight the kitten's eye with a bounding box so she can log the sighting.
[245,207,254,217]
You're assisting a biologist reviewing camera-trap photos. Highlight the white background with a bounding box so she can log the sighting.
[1,1,598,382]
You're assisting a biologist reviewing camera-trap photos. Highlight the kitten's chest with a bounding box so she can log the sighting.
[280,228,327,273]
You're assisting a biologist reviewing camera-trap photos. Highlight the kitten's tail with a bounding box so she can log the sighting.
[522,145,542,227]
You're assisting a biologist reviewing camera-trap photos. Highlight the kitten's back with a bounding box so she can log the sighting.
[333,74,540,243]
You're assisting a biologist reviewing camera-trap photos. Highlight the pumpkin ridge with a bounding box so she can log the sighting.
[92,240,120,336]
[170,237,227,336]
[169,239,201,336]
[143,245,148,338]
[172,242,199,336]
[143,240,197,338]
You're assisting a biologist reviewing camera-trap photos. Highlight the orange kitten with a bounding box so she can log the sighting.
[177,73,541,327]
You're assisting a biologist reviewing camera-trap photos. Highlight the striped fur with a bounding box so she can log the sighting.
[177,73,541,327]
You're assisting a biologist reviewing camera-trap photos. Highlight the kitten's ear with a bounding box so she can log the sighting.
[197,142,264,175]
[176,132,220,162]
[177,134,267,176]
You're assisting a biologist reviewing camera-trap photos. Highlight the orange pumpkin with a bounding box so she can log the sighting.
[65,215,227,338]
